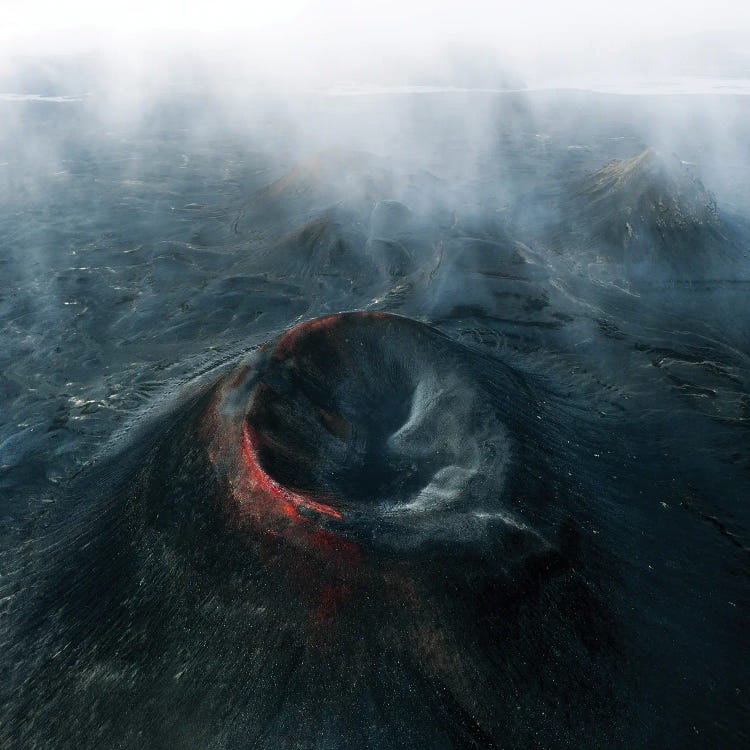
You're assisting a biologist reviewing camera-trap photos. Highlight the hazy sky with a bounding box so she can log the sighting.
[2,1,750,88]
[3,1,749,47]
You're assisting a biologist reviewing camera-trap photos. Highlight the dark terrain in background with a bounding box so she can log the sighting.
[0,76,749,748]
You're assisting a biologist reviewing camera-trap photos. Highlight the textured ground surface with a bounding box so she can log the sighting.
[1,89,749,748]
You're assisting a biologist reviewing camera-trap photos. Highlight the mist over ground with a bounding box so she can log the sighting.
[1,4,749,749]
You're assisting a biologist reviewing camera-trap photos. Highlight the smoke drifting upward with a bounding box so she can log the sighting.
[1,2,749,221]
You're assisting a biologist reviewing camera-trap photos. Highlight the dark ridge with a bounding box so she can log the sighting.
[254,214,367,279]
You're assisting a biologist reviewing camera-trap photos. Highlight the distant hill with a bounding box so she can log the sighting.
[571,148,733,278]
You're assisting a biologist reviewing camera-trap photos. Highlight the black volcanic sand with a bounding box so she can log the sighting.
[1,90,749,749]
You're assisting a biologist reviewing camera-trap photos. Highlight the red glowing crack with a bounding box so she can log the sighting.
[242,422,343,522]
